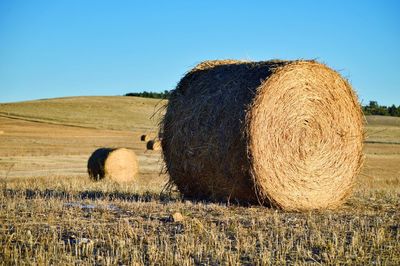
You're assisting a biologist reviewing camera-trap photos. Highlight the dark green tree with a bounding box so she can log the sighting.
[124,90,171,99]
[388,104,400,117]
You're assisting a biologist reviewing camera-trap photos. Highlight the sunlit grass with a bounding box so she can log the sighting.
[0,97,399,264]
[0,174,399,265]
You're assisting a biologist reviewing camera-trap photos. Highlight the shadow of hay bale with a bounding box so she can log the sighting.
[2,188,180,203]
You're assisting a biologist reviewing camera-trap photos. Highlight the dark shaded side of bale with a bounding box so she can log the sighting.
[87,148,115,181]
[161,60,364,211]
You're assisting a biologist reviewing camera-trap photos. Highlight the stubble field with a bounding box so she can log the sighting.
[0,96,399,265]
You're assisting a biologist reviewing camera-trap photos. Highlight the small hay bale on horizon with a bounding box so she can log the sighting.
[161,59,364,211]
[140,134,151,142]
[146,139,162,151]
[87,147,139,183]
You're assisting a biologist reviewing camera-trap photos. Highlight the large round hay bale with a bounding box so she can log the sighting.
[161,60,364,211]
[87,147,139,183]
[146,139,162,151]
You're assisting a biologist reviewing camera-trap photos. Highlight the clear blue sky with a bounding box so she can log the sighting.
[0,0,399,105]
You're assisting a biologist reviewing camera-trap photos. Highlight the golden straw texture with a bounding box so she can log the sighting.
[161,60,364,211]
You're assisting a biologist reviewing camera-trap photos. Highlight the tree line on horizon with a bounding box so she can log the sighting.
[124,90,170,99]
[124,91,400,117]
[362,101,400,117]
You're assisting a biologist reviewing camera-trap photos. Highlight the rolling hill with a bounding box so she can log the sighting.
[1,96,399,143]
[0,96,166,131]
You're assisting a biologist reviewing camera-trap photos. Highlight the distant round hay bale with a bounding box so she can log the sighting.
[0,130,4,134]
[87,147,139,183]
[161,60,364,211]
[146,139,162,151]
[140,134,151,142]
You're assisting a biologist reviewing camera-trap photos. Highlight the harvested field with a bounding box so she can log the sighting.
[0,96,398,264]
[0,116,165,183]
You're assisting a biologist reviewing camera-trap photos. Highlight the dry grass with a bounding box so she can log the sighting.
[0,96,399,264]
[0,178,398,265]
[365,117,400,144]
[0,96,165,131]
